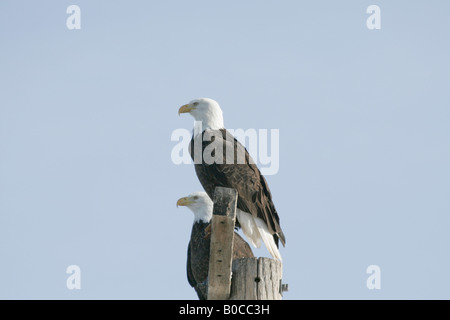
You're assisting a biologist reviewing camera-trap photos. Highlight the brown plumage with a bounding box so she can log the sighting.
[190,129,286,247]
[186,221,254,300]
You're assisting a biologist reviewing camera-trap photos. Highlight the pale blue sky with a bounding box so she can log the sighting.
[1,1,449,299]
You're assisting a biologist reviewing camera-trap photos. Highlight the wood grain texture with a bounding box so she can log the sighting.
[207,187,237,300]
[257,257,282,300]
[230,258,258,300]
[229,257,283,300]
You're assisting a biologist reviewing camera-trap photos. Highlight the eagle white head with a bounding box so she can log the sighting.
[176,192,213,223]
[178,98,224,132]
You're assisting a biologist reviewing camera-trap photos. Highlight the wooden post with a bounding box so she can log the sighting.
[230,257,284,300]
[208,186,287,300]
[207,187,237,300]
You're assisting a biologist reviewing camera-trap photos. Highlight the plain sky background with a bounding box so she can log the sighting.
[1,1,449,299]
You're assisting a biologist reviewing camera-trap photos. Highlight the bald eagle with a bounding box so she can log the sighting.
[177,192,254,300]
[178,98,285,261]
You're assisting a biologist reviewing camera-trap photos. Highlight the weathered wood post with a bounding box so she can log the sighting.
[229,257,284,300]
[207,187,237,300]
[208,186,287,300]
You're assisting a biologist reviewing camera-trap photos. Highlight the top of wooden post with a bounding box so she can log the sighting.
[212,187,238,217]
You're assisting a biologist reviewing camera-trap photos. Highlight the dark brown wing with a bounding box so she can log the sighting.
[186,243,196,288]
[186,221,212,300]
[186,242,207,300]
[190,129,286,247]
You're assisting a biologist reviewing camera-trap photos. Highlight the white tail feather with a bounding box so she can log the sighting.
[236,210,261,248]
[255,217,282,262]
[236,209,282,262]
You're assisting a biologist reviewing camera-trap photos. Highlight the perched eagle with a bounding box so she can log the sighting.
[178,98,285,261]
[177,192,254,300]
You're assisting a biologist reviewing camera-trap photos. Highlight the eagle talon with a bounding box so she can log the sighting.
[204,224,212,239]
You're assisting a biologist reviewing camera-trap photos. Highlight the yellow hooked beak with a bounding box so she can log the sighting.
[178,104,195,116]
[176,196,194,207]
